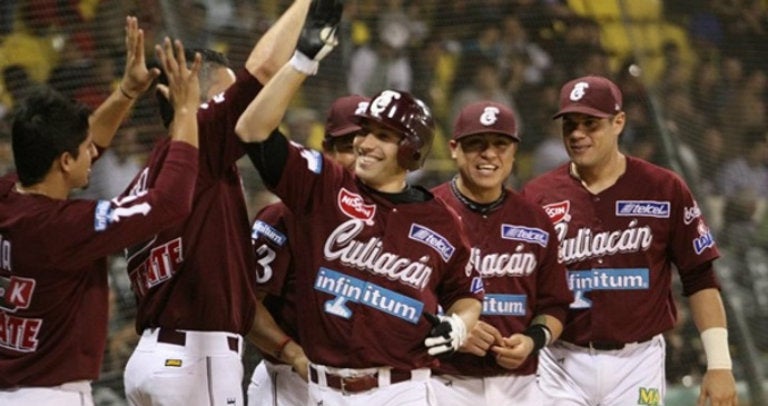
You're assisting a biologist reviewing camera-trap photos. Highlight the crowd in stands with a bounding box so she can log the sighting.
[0,0,766,400]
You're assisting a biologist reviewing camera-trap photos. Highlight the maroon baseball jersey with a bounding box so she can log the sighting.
[262,140,484,370]
[431,181,571,376]
[521,156,720,345]
[124,69,262,335]
[250,202,300,362]
[0,143,197,387]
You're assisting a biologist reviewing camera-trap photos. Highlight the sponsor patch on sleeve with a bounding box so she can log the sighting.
[615,201,670,218]
[94,200,113,231]
[409,224,455,262]
[251,221,287,246]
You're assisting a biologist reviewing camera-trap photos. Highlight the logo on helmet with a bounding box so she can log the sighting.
[370,90,401,118]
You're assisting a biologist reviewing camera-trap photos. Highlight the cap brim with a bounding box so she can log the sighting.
[328,124,363,137]
[552,106,613,120]
[454,129,520,142]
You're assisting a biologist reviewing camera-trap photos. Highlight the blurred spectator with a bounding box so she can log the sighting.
[411,35,459,126]
[498,13,552,86]
[0,1,62,84]
[693,124,726,197]
[347,17,412,95]
[531,118,568,177]
[2,65,35,110]
[183,1,213,50]
[451,57,521,132]
[715,128,768,198]
[78,126,146,200]
[690,58,723,120]
[719,68,767,146]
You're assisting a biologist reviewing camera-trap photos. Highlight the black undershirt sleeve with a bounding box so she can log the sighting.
[242,129,288,189]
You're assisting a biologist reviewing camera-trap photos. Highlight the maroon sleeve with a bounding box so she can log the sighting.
[435,207,484,309]
[533,208,572,324]
[197,68,263,178]
[40,142,198,270]
[667,174,721,295]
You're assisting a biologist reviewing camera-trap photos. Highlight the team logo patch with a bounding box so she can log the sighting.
[164,359,182,367]
[693,223,715,254]
[251,221,287,246]
[684,203,702,225]
[501,225,549,247]
[637,387,661,406]
[543,201,571,223]
[315,268,424,324]
[338,188,376,224]
[409,224,455,262]
[615,201,670,218]
[483,294,526,316]
[94,200,113,231]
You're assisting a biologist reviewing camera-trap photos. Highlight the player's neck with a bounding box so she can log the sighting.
[454,175,502,204]
[571,153,626,194]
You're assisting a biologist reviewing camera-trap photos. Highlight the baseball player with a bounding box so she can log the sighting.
[121,2,320,405]
[0,27,201,406]
[245,94,371,406]
[429,101,572,405]
[521,75,738,406]
[234,19,484,405]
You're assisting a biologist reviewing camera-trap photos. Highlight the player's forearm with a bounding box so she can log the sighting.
[235,63,308,143]
[169,108,199,148]
[246,0,312,83]
[247,301,300,362]
[89,87,137,149]
[446,298,482,332]
[689,288,727,331]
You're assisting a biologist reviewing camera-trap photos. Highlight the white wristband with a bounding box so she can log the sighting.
[288,50,318,76]
[701,327,732,370]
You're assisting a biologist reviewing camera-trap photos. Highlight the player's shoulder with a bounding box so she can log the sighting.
[430,181,451,198]
[626,156,688,188]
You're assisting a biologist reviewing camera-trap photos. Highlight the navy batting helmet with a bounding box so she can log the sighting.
[356,90,435,171]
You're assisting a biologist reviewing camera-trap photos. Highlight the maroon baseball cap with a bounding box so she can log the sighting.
[553,75,623,119]
[452,101,520,142]
[325,95,371,138]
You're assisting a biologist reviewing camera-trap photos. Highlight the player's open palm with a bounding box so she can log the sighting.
[155,38,202,113]
[459,320,503,357]
[698,369,738,406]
[121,16,161,98]
[491,334,534,370]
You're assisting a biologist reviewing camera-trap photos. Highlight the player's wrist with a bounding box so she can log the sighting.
[522,324,552,352]
[289,50,318,76]
[701,327,732,370]
[119,83,136,100]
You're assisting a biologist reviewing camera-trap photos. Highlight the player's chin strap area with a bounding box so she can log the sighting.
[308,363,430,395]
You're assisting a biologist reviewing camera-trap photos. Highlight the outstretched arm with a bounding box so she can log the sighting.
[236,0,342,143]
[246,0,312,83]
[155,38,202,148]
[91,16,160,149]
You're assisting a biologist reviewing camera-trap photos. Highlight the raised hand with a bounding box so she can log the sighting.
[120,16,161,99]
[291,0,344,75]
[155,38,201,113]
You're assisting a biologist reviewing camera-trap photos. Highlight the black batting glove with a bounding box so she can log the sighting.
[290,0,343,75]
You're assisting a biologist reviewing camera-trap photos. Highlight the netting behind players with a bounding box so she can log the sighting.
[1,1,766,404]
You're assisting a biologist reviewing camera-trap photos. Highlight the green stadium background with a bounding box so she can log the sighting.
[0,0,767,404]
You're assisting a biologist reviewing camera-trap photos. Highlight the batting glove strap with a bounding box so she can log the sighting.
[424,313,467,357]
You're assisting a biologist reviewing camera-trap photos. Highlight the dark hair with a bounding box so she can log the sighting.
[155,48,230,128]
[11,86,92,186]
